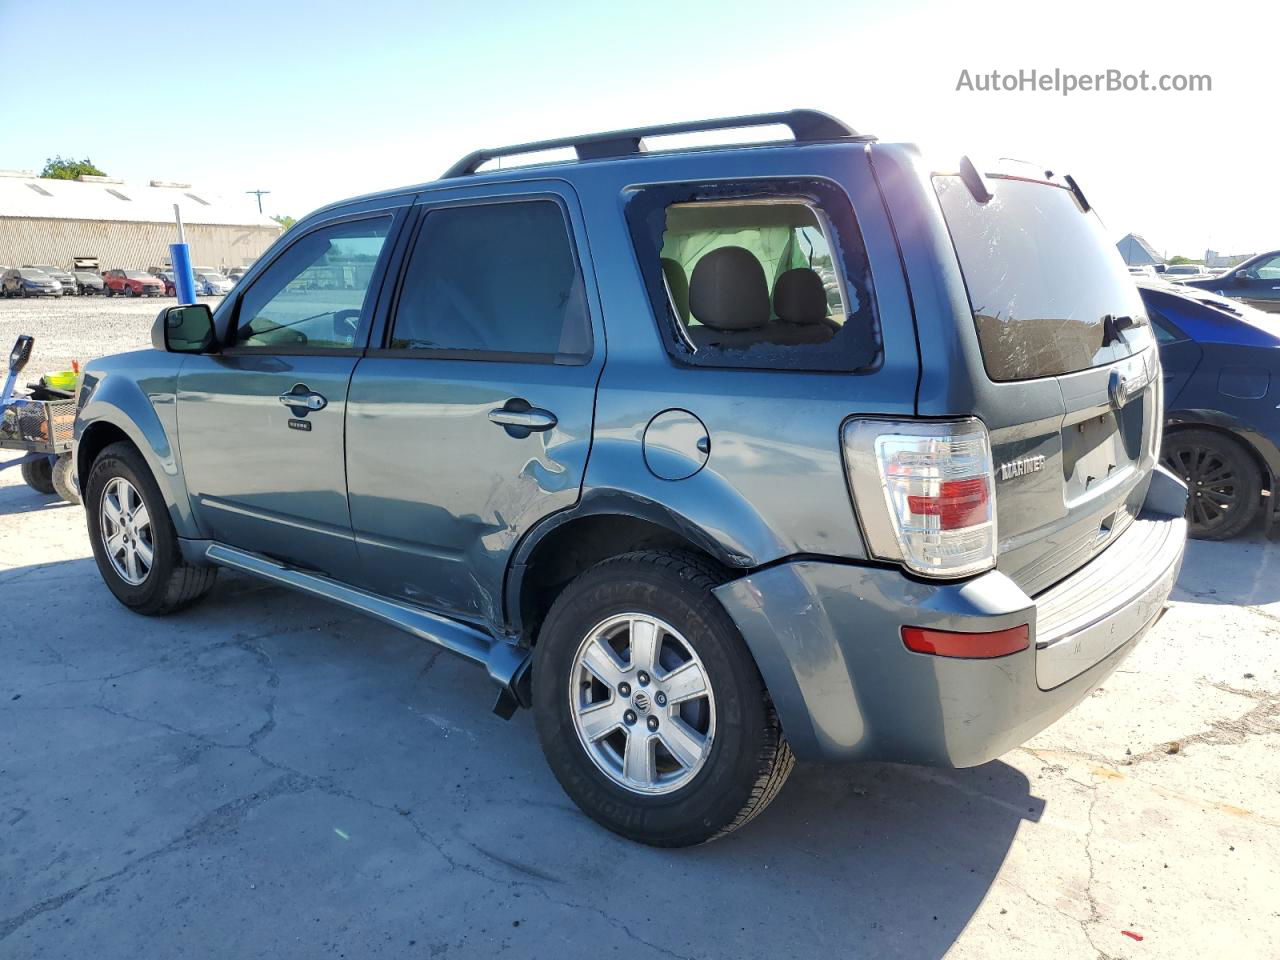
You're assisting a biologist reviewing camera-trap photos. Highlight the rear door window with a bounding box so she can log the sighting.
[388,199,592,361]
[935,175,1153,382]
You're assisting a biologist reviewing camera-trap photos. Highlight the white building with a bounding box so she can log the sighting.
[0,171,281,272]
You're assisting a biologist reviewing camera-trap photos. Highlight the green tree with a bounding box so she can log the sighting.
[40,156,107,180]
[1167,255,1201,265]
[272,214,297,231]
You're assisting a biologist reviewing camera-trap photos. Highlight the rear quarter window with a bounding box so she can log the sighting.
[935,174,1153,381]
[626,180,881,372]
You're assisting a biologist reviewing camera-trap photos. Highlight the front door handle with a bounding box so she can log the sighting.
[278,387,328,412]
[488,406,557,431]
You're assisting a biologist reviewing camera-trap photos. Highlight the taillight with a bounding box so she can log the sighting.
[842,418,997,578]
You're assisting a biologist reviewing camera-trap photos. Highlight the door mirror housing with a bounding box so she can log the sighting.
[1233,269,1249,280]
[153,304,217,353]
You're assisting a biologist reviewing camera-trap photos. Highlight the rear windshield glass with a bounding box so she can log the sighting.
[935,175,1152,382]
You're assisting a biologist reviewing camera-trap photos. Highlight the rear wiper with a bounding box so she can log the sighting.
[1101,314,1136,347]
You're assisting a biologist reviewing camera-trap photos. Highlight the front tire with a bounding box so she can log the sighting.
[533,550,793,847]
[85,442,217,615]
[1162,429,1263,540]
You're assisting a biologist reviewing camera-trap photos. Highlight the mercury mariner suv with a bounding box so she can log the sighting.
[73,110,1188,846]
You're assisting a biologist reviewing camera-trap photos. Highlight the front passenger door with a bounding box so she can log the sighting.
[176,209,404,575]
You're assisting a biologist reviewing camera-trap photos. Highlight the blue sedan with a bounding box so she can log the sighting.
[1140,280,1280,539]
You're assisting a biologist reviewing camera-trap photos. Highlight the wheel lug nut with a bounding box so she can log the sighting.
[623,710,637,725]
[646,716,659,732]
[637,671,650,686]
[618,682,631,697]
[655,692,667,707]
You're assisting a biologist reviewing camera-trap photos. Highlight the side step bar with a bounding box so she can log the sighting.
[204,543,531,714]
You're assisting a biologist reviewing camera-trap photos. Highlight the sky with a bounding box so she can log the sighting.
[1,0,1275,259]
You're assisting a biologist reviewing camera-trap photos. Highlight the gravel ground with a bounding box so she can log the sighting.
[0,296,224,377]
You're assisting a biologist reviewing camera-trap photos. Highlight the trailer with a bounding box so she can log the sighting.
[1,336,79,503]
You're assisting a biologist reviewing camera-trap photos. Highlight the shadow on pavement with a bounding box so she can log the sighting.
[3,558,1039,959]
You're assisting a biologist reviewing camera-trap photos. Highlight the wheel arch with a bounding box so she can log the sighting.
[504,494,749,644]
[76,371,201,538]
[1164,410,1279,489]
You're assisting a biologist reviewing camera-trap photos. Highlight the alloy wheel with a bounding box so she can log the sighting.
[1162,441,1237,532]
[99,476,154,585]
[569,613,716,795]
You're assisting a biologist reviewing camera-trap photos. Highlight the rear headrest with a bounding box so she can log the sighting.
[660,257,689,323]
[772,268,829,325]
[689,246,769,331]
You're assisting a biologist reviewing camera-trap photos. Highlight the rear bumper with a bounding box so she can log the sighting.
[714,466,1188,767]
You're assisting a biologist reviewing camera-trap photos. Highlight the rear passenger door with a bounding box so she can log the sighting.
[345,182,603,627]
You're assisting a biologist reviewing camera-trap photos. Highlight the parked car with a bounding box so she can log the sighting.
[1128,264,1159,278]
[2,268,63,297]
[1138,279,1280,539]
[1161,263,1208,278]
[24,264,76,296]
[103,270,165,298]
[227,266,249,283]
[73,110,1187,847]
[1179,250,1280,313]
[194,271,234,296]
[73,271,105,296]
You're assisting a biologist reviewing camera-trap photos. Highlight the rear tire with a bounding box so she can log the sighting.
[20,458,55,495]
[1161,428,1263,540]
[533,550,793,846]
[85,442,217,615]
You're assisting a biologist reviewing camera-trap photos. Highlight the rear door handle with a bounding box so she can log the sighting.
[488,406,557,431]
[278,389,328,412]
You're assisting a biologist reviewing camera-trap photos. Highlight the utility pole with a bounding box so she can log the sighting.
[246,189,271,214]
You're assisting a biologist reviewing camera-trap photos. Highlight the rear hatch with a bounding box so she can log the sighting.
[933,171,1161,596]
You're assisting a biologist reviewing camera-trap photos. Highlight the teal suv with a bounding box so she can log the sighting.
[73,111,1187,846]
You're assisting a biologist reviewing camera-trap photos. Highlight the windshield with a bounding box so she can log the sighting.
[19,269,49,279]
[125,272,153,280]
[935,174,1152,382]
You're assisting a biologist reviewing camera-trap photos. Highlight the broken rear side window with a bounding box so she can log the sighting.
[626,182,880,372]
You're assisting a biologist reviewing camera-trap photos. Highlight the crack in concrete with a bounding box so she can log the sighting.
[0,773,313,943]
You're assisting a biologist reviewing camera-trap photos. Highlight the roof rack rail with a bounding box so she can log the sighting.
[441,109,859,179]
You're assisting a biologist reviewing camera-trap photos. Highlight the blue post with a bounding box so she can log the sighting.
[170,241,197,305]
[171,203,198,305]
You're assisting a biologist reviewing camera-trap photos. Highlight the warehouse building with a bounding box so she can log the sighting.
[1116,232,1164,267]
[0,171,281,272]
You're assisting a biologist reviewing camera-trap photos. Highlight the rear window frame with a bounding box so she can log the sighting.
[624,177,883,374]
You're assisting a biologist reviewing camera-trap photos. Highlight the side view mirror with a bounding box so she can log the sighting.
[152,304,216,354]
[1233,270,1249,280]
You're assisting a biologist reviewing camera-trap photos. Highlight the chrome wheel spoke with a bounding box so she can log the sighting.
[134,536,154,570]
[661,660,708,705]
[658,717,706,770]
[623,730,656,784]
[131,503,150,531]
[628,617,660,674]
[580,638,627,689]
[578,700,621,742]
